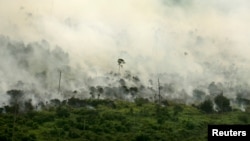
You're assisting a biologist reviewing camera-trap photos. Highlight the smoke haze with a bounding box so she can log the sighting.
[1,0,250,106]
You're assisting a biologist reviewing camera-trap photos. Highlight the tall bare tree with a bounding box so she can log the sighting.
[117,58,125,74]
[58,70,62,94]
[7,90,24,141]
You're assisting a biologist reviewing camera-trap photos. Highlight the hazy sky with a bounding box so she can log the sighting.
[1,0,250,86]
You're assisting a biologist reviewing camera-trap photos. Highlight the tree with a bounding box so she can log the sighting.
[117,58,125,74]
[129,87,138,97]
[199,99,214,113]
[214,94,232,112]
[50,98,61,107]
[7,89,24,107]
[6,89,24,141]
[193,89,206,101]
[89,86,96,99]
[97,86,104,100]
[24,99,34,112]
[208,82,222,96]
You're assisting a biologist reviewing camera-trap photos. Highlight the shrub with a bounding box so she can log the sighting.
[56,106,70,118]
[238,114,248,123]
[173,105,183,116]
[134,98,149,106]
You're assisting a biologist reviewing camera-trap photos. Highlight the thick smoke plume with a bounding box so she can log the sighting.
[1,0,250,109]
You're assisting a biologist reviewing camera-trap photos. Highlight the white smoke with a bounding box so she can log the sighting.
[0,0,250,105]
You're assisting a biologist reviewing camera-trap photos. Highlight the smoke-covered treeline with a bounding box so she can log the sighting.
[1,34,250,113]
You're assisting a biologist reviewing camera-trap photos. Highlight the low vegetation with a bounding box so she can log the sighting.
[1,96,250,141]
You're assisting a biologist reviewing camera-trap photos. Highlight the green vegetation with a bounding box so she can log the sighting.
[1,98,250,141]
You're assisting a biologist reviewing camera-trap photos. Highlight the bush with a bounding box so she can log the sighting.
[185,121,195,130]
[68,129,80,138]
[134,98,149,106]
[173,105,183,116]
[135,133,151,141]
[21,133,37,141]
[56,106,70,118]
[32,112,55,124]
[26,121,39,129]
[238,114,248,123]
[155,105,169,117]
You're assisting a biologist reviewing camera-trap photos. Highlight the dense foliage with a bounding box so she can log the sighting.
[1,98,250,141]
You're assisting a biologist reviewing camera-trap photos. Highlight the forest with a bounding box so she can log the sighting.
[0,88,250,141]
[1,1,250,141]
